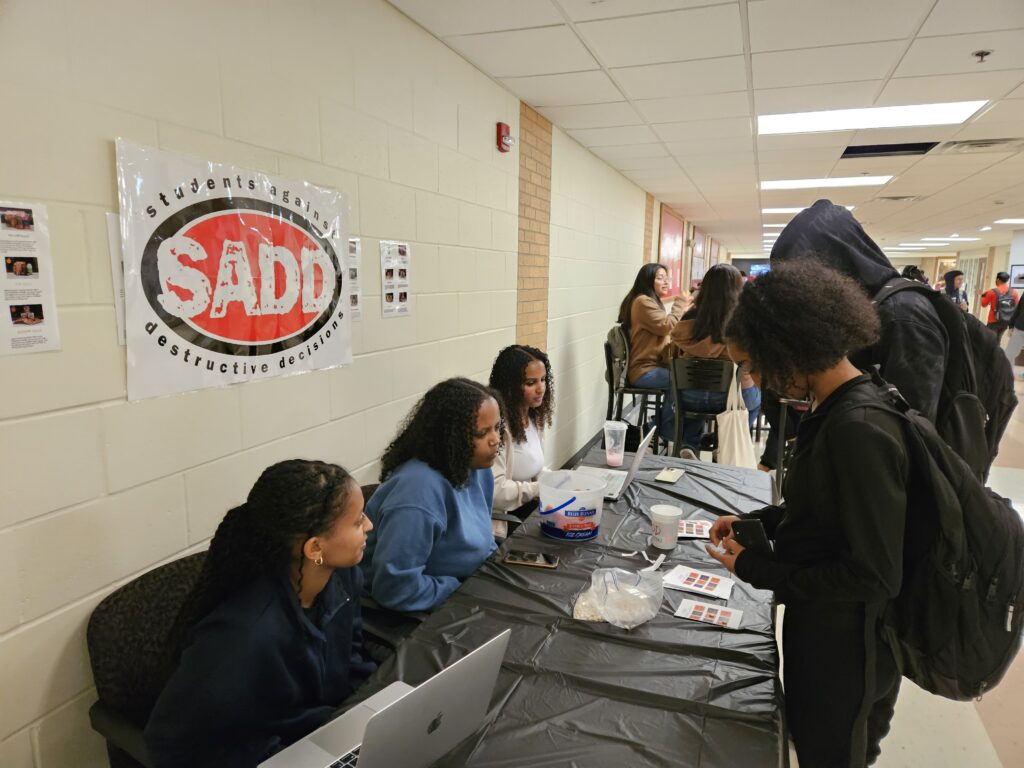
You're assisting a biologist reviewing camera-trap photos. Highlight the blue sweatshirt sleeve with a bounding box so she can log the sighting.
[366,504,461,611]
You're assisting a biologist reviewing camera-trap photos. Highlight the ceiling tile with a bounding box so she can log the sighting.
[849,125,961,145]
[612,155,679,171]
[536,101,643,129]
[566,124,660,146]
[635,91,750,123]
[754,80,880,115]
[652,117,753,142]
[757,131,856,150]
[749,0,932,53]
[444,26,596,78]
[558,0,730,22]
[876,70,1024,106]
[678,151,756,169]
[919,0,1024,37]
[499,70,621,106]
[576,5,742,67]
[387,0,563,35]
[832,154,925,176]
[666,135,754,156]
[591,143,671,161]
[968,99,1024,123]
[612,56,748,100]
[753,41,903,89]
[896,31,1024,78]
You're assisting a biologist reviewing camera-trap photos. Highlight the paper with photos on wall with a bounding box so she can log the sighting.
[347,237,362,321]
[379,239,410,318]
[1,200,61,355]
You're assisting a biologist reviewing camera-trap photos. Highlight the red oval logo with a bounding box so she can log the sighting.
[142,200,342,354]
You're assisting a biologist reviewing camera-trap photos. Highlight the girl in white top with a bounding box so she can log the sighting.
[488,345,554,514]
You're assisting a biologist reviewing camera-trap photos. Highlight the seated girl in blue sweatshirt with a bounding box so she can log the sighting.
[144,460,377,768]
[361,377,503,611]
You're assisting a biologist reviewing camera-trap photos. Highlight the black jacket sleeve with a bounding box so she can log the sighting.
[735,417,908,603]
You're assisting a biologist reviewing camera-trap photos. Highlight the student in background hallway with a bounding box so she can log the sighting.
[488,345,553,529]
[618,263,687,442]
[361,378,502,612]
[671,263,760,456]
[708,261,907,768]
[980,271,1017,344]
[145,460,376,768]
[943,269,969,312]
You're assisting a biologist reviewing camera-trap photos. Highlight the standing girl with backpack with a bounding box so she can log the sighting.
[706,260,911,768]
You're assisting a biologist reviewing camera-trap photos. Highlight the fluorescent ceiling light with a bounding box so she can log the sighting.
[921,237,979,242]
[763,224,787,229]
[761,176,891,190]
[758,100,987,135]
[887,247,926,251]
[994,219,1024,224]
[901,242,948,247]
[980,226,992,231]
[761,206,855,214]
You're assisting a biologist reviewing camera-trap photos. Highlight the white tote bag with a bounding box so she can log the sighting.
[716,365,758,469]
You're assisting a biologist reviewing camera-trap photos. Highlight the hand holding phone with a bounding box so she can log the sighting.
[503,550,559,569]
[730,519,772,555]
[709,515,740,546]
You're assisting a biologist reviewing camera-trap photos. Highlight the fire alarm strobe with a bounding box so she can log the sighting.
[496,122,515,152]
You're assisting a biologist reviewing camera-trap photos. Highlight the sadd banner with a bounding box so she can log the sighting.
[116,140,351,401]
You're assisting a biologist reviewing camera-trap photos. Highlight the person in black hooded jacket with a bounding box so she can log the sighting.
[769,199,947,424]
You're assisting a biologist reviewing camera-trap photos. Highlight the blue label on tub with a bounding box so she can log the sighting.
[563,507,597,518]
[541,522,600,541]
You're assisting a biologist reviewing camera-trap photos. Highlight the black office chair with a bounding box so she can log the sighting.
[603,326,665,451]
[670,357,734,459]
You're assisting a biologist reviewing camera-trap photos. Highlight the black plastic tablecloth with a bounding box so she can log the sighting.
[347,451,784,767]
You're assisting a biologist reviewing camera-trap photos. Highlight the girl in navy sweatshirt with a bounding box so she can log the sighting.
[144,460,377,768]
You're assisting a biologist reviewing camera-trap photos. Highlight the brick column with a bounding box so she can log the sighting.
[517,103,552,349]
[643,192,655,263]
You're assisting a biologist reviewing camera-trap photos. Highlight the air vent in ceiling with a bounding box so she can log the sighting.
[933,138,1024,155]
[841,142,938,159]
[877,195,922,202]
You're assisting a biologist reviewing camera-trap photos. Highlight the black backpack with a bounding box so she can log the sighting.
[995,289,1017,324]
[873,278,1016,480]
[844,381,1024,700]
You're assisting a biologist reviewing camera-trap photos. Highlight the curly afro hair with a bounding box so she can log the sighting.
[380,377,503,487]
[725,259,880,394]
[488,345,554,444]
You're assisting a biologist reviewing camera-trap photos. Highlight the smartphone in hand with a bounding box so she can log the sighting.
[730,519,772,555]
[503,550,559,568]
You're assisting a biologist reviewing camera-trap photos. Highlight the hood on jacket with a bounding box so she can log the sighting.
[770,199,897,294]
[943,270,964,297]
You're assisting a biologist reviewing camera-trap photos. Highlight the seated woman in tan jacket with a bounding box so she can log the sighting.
[617,263,687,441]
[671,263,760,454]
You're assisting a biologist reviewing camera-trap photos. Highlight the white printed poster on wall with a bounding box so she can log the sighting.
[106,212,127,345]
[379,240,410,318]
[347,237,362,321]
[116,140,352,401]
[0,201,61,356]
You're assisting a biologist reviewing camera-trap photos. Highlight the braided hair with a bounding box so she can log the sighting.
[488,345,554,444]
[166,460,355,665]
[380,377,503,487]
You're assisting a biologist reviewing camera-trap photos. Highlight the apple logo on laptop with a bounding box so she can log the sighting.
[427,712,443,735]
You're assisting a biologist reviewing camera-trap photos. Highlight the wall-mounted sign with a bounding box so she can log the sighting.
[116,140,351,400]
[1,201,61,356]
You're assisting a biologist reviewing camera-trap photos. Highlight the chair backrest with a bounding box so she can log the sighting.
[361,483,380,506]
[606,325,630,390]
[671,356,734,394]
[87,552,206,727]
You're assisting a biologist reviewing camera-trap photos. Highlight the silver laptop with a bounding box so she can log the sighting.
[577,426,656,500]
[259,629,511,768]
